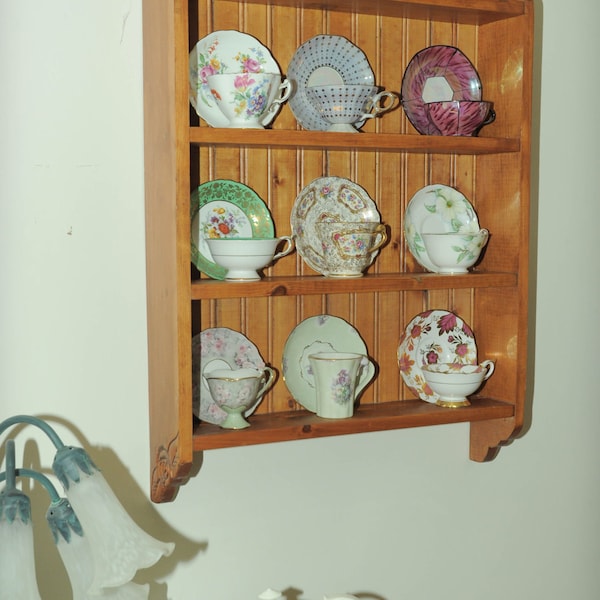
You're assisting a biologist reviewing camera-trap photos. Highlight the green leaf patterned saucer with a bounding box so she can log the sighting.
[191,179,274,280]
[404,183,480,273]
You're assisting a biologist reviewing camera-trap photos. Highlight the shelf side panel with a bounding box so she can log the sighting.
[143,0,194,502]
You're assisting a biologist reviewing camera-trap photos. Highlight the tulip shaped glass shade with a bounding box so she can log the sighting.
[53,446,174,593]
[0,491,43,600]
[55,530,150,600]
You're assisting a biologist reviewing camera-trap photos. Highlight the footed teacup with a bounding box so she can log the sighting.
[422,360,495,407]
[306,84,399,132]
[425,100,495,136]
[205,236,294,280]
[204,367,275,428]
[207,72,292,128]
[421,229,489,273]
[315,221,387,277]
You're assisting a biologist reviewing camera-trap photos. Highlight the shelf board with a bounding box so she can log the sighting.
[235,0,526,24]
[189,128,520,154]
[192,397,515,451]
[191,271,517,300]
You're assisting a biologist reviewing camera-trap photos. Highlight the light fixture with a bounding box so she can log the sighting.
[0,415,174,599]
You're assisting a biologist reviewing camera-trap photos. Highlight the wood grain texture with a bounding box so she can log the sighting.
[143,0,533,501]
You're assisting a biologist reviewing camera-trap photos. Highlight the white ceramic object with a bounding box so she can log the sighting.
[192,328,267,424]
[204,367,275,428]
[282,314,375,412]
[207,72,292,128]
[291,176,382,276]
[308,352,373,419]
[422,360,495,407]
[205,236,294,280]
[287,35,375,131]
[189,30,283,127]
[397,309,478,403]
[421,229,489,273]
[404,183,481,272]
[305,84,399,132]
[314,221,387,277]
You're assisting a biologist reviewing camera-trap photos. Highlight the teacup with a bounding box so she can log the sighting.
[305,84,399,132]
[205,236,295,280]
[424,100,495,136]
[421,229,489,273]
[315,221,387,277]
[422,360,495,407]
[204,367,275,428]
[207,73,292,128]
[308,352,374,419]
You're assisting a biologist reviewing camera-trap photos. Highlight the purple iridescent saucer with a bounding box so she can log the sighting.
[401,45,482,135]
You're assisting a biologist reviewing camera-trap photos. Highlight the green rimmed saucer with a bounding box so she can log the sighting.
[191,179,275,280]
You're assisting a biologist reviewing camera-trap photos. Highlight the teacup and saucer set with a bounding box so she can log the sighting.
[189,30,291,129]
[397,309,495,407]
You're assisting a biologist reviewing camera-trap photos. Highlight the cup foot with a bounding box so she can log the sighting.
[326,123,360,133]
[435,398,470,408]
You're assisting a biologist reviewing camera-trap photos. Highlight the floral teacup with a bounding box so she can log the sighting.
[421,229,489,273]
[207,73,292,128]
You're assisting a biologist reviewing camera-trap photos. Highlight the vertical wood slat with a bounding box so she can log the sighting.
[191,0,526,409]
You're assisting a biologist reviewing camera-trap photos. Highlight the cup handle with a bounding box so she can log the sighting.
[355,357,375,398]
[369,224,388,253]
[481,360,495,380]
[267,79,292,113]
[483,108,496,126]
[273,235,295,260]
[257,367,276,398]
[362,91,400,119]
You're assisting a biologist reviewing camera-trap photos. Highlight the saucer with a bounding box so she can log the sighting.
[404,184,480,272]
[189,30,282,128]
[401,45,482,135]
[192,328,268,425]
[287,35,375,131]
[282,314,375,412]
[397,309,478,403]
[291,176,381,275]
[191,179,274,280]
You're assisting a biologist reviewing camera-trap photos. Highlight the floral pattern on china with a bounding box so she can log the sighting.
[291,176,381,276]
[189,30,282,127]
[404,183,481,273]
[213,73,268,119]
[397,309,478,404]
[192,328,268,425]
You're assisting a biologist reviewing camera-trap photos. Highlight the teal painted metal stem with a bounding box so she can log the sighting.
[0,414,65,450]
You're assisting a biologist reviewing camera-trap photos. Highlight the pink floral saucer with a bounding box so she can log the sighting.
[397,309,478,403]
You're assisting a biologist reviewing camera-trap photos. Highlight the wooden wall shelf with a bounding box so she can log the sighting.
[143,0,533,502]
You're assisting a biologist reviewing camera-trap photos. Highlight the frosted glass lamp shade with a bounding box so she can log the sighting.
[0,513,43,600]
[56,532,150,599]
[63,469,174,592]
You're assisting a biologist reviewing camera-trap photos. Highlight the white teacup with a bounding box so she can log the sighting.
[205,236,295,280]
[204,367,275,428]
[207,73,292,128]
[315,221,387,277]
[306,84,399,132]
[421,229,489,273]
[308,352,374,419]
[422,360,495,407]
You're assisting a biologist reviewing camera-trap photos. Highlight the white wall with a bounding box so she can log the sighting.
[1,1,599,599]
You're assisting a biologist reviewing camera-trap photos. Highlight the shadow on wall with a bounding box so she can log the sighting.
[1,415,206,599]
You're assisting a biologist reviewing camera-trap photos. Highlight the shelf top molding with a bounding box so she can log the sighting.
[237,0,527,24]
[189,128,520,154]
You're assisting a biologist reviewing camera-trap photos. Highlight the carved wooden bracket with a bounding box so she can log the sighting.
[151,434,193,503]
